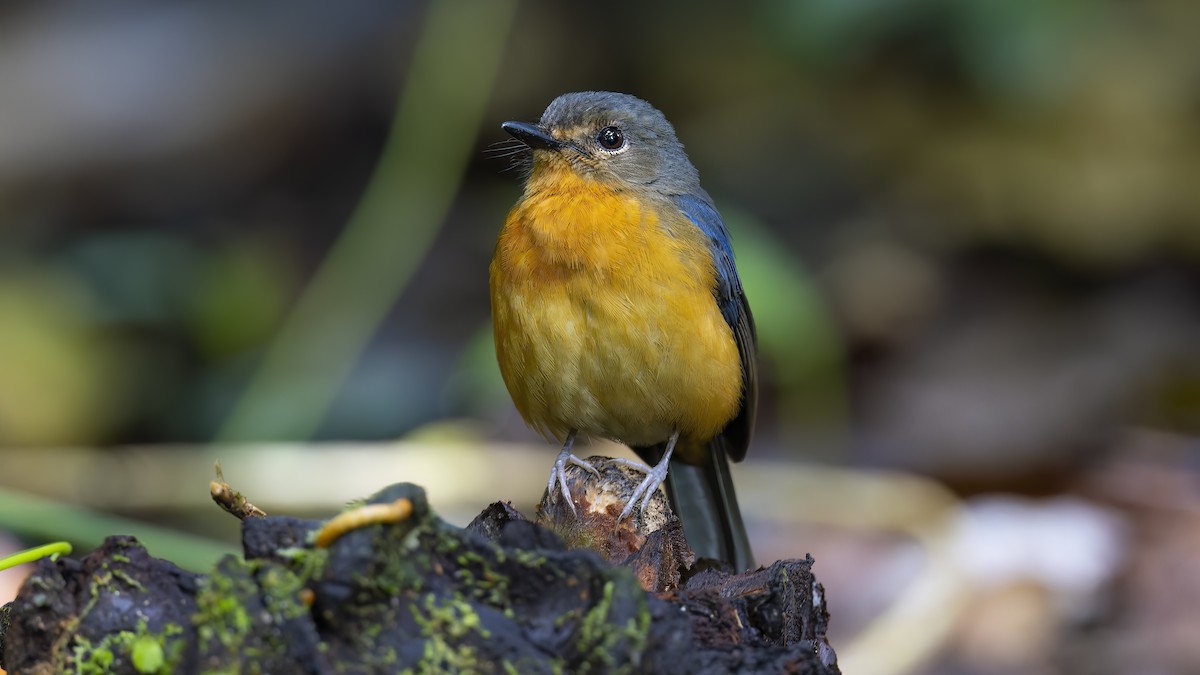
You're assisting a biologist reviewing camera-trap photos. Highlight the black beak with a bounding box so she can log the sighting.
[502,121,564,151]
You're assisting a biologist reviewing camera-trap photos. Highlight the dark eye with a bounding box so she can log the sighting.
[596,126,625,150]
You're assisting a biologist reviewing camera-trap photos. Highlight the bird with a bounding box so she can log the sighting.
[489,91,757,570]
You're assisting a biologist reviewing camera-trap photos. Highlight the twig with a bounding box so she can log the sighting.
[209,461,267,520]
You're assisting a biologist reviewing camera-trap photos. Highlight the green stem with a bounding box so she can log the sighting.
[0,487,236,572]
[218,0,520,441]
[0,541,73,572]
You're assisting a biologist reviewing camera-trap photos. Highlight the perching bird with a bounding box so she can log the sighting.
[490,91,757,570]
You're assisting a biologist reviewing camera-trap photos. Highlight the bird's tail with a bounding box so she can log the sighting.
[656,440,755,572]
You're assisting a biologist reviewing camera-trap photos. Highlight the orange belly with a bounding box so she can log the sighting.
[490,169,742,450]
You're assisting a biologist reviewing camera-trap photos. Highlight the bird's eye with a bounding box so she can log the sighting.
[596,126,625,150]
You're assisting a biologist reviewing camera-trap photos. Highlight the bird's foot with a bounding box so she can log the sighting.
[616,430,680,521]
[548,446,599,516]
[615,456,669,522]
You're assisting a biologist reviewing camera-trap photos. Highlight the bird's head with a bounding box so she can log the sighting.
[502,91,701,196]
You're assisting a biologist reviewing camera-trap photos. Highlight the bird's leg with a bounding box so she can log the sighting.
[548,430,600,515]
[617,430,679,521]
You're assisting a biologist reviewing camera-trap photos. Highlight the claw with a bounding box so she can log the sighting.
[617,430,679,521]
[547,431,597,515]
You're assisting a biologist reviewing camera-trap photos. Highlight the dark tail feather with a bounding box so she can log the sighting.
[659,441,755,571]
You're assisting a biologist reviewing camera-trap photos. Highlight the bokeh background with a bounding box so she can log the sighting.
[2,1,1199,673]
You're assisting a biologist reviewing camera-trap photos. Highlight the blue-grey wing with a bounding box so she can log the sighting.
[673,194,758,461]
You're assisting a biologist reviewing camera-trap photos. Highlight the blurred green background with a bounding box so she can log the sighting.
[2,0,1199,673]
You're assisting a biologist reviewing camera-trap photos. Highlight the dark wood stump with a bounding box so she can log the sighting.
[1,479,839,674]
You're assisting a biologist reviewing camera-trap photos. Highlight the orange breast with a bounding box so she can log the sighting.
[489,166,742,450]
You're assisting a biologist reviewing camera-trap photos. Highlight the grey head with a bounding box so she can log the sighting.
[502,91,704,197]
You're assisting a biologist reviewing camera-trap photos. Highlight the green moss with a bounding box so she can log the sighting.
[258,563,311,622]
[71,636,113,675]
[130,635,163,673]
[452,556,511,608]
[434,529,462,556]
[362,619,384,642]
[110,567,147,592]
[52,560,148,669]
[191,555,330,671]
[348,525,434,600]
[51,570,109,672]
[67,618,181,675]
[574,579,651,675]
[509,548,555,572]
[193,566,254,655]
[626,599,652,661]
[276,546,329,582]
[408,593,493,673]
[577,581,617,668]
[159,624,187,671]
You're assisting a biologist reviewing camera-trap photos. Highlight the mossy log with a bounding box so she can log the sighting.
[1,478,839,674]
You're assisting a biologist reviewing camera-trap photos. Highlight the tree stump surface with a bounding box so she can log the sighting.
[1,482,839,674]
